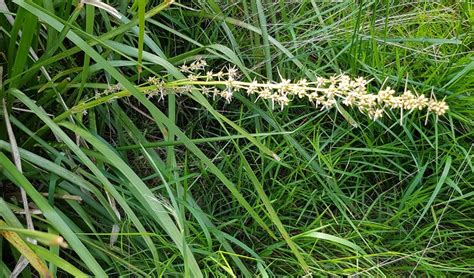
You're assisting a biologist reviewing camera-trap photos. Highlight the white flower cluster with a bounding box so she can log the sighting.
[179,59,208,73]
[144,59,449,121]
[147,77,167,101]
[92,84,123,103]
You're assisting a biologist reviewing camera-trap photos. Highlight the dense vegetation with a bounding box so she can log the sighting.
[0,0,473,276]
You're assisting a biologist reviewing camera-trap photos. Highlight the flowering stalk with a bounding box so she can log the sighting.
[80,59,448,124]
[145,59,448,122]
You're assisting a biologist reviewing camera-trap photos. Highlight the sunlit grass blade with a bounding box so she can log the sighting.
[0,220,51,277]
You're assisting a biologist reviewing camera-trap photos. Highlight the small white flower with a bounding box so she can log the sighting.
[256,87,272,101]
[323,97,335,109]
[373,108,384,120]
[201,87,211,96]
[179,64,190,73]
[227,66,238,79]
[343,95,356,106]
[277,94,290,110]
[221,89,233,103]
[316,77,326,87]
[206,71,214,81]
[247,80,258,95]
[187,74,198,82]
[216,71,224,80]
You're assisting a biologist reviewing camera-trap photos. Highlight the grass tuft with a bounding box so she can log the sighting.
[0,0,472,276]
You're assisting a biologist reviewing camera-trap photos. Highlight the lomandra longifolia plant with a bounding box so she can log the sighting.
[80,59,448,124]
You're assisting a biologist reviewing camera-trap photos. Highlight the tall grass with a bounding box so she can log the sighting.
[0,0,472,276]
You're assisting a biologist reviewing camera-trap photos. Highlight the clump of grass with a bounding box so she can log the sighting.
[0,0,472,277]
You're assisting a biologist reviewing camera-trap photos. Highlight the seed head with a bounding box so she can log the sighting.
[170,60,449,122]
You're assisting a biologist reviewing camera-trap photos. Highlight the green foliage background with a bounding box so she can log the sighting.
[0,0,473,276]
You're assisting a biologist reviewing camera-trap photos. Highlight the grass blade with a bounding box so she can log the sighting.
[0,153,102,276]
